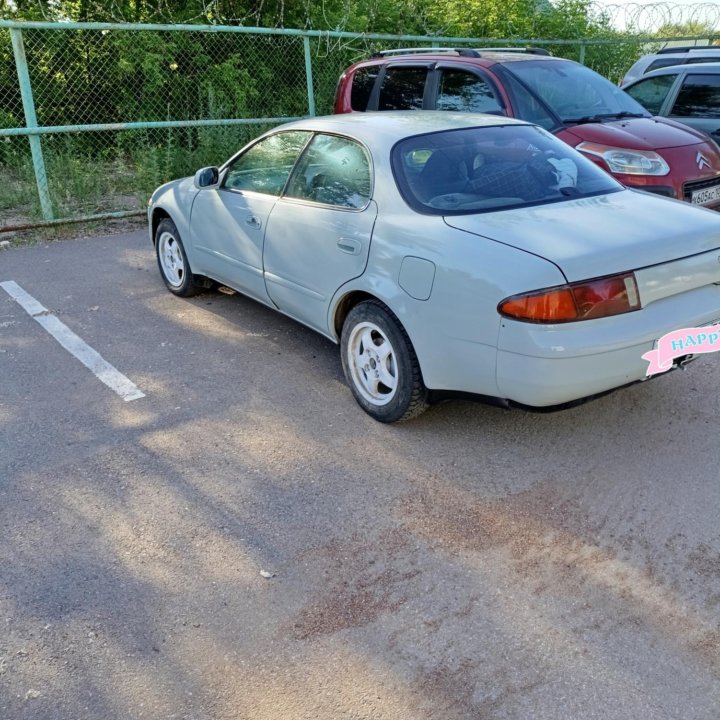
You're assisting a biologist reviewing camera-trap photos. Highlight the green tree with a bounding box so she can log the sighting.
[655,20,717,38]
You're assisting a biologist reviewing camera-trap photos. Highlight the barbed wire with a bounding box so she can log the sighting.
[2,1,719,38]
[589,2,720,34]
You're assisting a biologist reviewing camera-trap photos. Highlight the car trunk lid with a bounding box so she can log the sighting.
[444,190,720,300]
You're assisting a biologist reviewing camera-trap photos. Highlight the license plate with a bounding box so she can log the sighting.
[691,183,720,205]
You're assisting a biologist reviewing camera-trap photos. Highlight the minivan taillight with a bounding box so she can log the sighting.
[498,272,641,323]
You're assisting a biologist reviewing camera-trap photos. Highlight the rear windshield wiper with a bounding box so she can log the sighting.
[563,111,647,125]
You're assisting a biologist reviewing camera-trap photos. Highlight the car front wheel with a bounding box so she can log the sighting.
[155,218,203,297]
[341,300,428,423]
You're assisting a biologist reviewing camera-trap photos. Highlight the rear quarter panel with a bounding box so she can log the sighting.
[332,212,566,395]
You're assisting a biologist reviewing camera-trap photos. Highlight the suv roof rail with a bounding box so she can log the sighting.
[476,46,551,56]
[371,47,481,58]
[656,45,719,55]
[370,46,551,59]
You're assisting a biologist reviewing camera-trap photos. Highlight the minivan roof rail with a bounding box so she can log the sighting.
[657,45,719,54]
[370,46,550,58]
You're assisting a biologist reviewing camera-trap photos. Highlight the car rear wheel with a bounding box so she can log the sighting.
[341,300,428,423]
[155,218,203,297]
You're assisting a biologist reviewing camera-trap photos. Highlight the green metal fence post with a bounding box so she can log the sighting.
[303,35,316,117]
[10,28,54,221]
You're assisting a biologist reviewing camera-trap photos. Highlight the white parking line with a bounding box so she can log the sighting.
[0,280,145,402]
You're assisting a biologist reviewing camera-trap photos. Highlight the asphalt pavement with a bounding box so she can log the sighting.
[0,228,718,720]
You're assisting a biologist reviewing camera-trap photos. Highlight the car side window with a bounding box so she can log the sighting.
[624,75,676,115]
[284,134,372,209]
[671,74,720,118]
[646,58,687,73]
[436,69,503,113]
[223,131,312,195]
[351,67,380,111]
[378,67,427,110]
[686,56,720,65]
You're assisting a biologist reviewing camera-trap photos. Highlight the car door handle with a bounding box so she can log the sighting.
[246,215,262,229]
[337,238,361,255]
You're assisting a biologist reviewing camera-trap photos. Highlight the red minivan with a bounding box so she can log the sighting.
[334,49,720,208]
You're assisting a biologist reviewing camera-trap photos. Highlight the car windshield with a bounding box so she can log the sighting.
[392,124,622,215]
[505,60,650,124]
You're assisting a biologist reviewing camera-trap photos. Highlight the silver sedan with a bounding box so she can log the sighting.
[148,112,720,422]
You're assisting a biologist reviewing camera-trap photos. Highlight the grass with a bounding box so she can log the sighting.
[0,123,274,228]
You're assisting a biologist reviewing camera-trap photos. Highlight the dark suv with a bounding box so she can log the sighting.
[334,49,720,208]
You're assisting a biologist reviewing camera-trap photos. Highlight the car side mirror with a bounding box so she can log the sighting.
[194,166,219,189]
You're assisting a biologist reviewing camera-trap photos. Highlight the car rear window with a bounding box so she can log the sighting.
[392,124,621,215]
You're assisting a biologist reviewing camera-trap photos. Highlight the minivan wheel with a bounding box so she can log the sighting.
[341,300,428,422]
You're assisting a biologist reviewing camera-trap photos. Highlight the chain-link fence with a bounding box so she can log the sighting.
[0,19,713,229]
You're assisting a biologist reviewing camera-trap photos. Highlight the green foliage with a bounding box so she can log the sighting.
[0,0,705,222]
[655,20,717,38]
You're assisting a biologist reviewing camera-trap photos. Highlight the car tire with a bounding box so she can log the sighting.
[341,300,429,423]
[155,218,204,297]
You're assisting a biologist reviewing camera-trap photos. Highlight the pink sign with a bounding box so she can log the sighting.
[642,325,720,376]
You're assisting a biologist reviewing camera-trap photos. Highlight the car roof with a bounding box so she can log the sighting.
[273,111,532,145]
[653,46,720,55]
[354,50,564,67]
[639,61,720,78]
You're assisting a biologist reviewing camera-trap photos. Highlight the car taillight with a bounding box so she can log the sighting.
[498,272,640,323]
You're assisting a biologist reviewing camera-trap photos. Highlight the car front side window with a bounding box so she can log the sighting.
[284,134,372,209]
[223,131,312,195]
[625,74,677,115]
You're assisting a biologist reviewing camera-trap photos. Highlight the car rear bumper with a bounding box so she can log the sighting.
[496,342,654,406]
[494,285,720,407]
